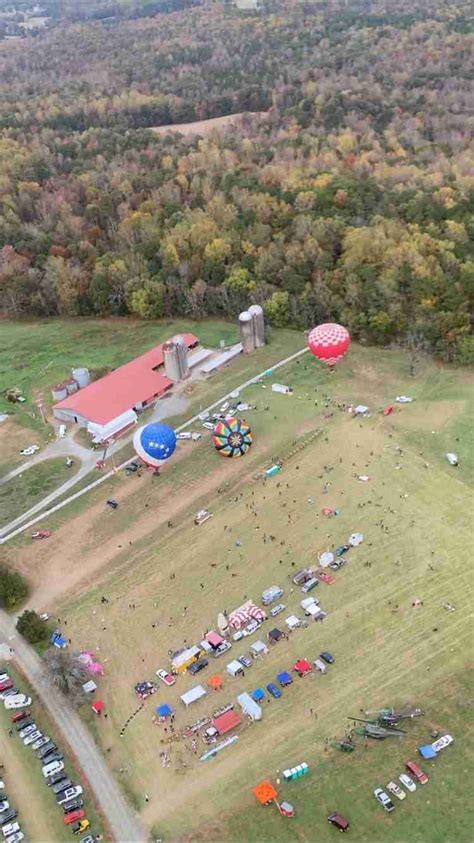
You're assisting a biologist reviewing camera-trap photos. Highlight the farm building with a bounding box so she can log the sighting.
[53,334,198,441]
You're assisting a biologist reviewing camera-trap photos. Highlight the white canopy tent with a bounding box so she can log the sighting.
[180,685,207,707]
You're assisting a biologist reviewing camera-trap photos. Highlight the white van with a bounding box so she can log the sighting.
[301,577,319,594]
[42,760,64,779]
[4,695,31,710]
[261,586,284,606]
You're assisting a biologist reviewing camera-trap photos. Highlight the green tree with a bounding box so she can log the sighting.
[264,291,290,327]
[0,565,29,609]
[44,648,90,707]
[16,610,49,645]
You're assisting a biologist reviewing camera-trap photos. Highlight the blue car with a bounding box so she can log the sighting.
[266,682,282,699]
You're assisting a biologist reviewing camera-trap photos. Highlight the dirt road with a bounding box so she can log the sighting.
[0,610,147,843]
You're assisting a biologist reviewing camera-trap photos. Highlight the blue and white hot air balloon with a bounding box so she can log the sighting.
[133,422,177,470]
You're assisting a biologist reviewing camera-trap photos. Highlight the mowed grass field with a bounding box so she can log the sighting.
[43,345,474,842]
[0,664,108,842]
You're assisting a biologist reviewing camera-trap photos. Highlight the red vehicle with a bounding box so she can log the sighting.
[0,681,13,692]
[31,530,51,540]
[11,710,30,723]
[406,761,429,785]
[63,810,85,826]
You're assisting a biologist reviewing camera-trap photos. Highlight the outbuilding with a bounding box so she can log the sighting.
[180,685,207,707]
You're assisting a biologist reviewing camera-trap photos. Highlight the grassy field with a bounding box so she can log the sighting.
[0,458,78,530]
[0,663,108,842]
[28,344,472,842]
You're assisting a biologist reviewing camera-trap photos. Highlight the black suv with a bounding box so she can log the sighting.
[188,658,209,676]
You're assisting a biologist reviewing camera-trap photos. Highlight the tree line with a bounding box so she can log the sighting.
[0,0,472,361]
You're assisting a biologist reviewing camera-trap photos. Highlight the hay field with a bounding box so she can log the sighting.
[53,347,473,842]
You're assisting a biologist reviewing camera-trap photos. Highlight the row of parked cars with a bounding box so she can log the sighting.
[374,761,429,812]
[0,670,93,843]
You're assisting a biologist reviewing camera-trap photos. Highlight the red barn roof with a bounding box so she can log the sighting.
[54,334,198,425]
[212,709,242,735]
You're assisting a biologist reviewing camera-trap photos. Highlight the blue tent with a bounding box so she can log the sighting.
[277,671,293,686]
[419,744,437,759]
[156,704,173,718]
[252,688,265,702]
[51,630,68,649]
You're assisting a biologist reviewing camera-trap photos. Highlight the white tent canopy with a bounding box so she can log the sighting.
[349,532,364,547]
[227,660,244,677]
[180,685,207,707]
[250,640,268,656]
[285,615,301,629]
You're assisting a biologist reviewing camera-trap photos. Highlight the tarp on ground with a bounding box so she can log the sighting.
[212,709,242,735]
[419,744,437,759]
[180,685,207,706]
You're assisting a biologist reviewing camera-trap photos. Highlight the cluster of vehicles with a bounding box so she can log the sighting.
[0,670,93,842]
[374,762,429,812]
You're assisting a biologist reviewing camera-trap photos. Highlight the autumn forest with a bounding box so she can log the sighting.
[0,0,472,360]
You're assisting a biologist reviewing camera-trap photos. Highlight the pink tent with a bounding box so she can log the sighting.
[88,662,104,675]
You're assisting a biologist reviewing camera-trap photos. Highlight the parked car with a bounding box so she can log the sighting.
[57,787,83,806]
[31,736,50,751]
[15,719,33,732]
[0,781,4,791]
[0,813,16,827]
[47,772,67,788]
[4,833,23,843]
[431,734,454,752]
[237,655,252,669]
[406,761,428,784]
[19,723,37,738]
[1,822,20,838]
[106,498,119,510]
[20,445,39,456]
[266,683,282,699]
[0,682,13,693]
[51,778,72,794]
[72,820,90,835]
[4,696,31,710]
[0,689,19,701]
[10,711,29,723]
[374,788,395,812]
[270,603,286,617]
[188,658,209,676]
[155,669,175,687]
[202,422,215,430]
[37,741,57,759]
[42,760,64,779]
[399,773,416,792]
[61,798,84,814]
[23,730,42,746]
[63,810,85,826]
[320,651,335,664]
[329,558,347,571]
[328,812,350,832]
[31,530,51,540]
[242,620,260,636]
[79,837,94,843]
[387,781,406,801]
[0,803,10,815]
[42,751,63,765]
[0,674,9,683]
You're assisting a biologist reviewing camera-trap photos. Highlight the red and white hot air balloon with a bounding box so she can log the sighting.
[307,322,351,368]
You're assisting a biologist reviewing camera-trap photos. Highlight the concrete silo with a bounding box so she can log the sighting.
[238,311,255,354]
[172,335,190,380]
[248,304,266,348]
[163,340,182,382]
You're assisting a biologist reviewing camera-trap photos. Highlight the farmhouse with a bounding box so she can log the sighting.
[53,334,198,440]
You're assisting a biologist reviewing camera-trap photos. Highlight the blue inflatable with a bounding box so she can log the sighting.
[133,422,177,469]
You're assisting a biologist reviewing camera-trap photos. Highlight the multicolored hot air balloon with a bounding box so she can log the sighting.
[307,322,350,367]
[212,417,252,458]
[133,422,177,470]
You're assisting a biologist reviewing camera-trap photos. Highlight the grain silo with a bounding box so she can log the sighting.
[51,383,68,401]
[64,378,79,395]
[163,340,181,382]
[72,367,90,388]
[172,335,190,380]
[248,304,266,348]
[238,311,255,354]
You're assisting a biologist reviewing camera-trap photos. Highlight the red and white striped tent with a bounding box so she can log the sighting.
[229,601,266,630]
